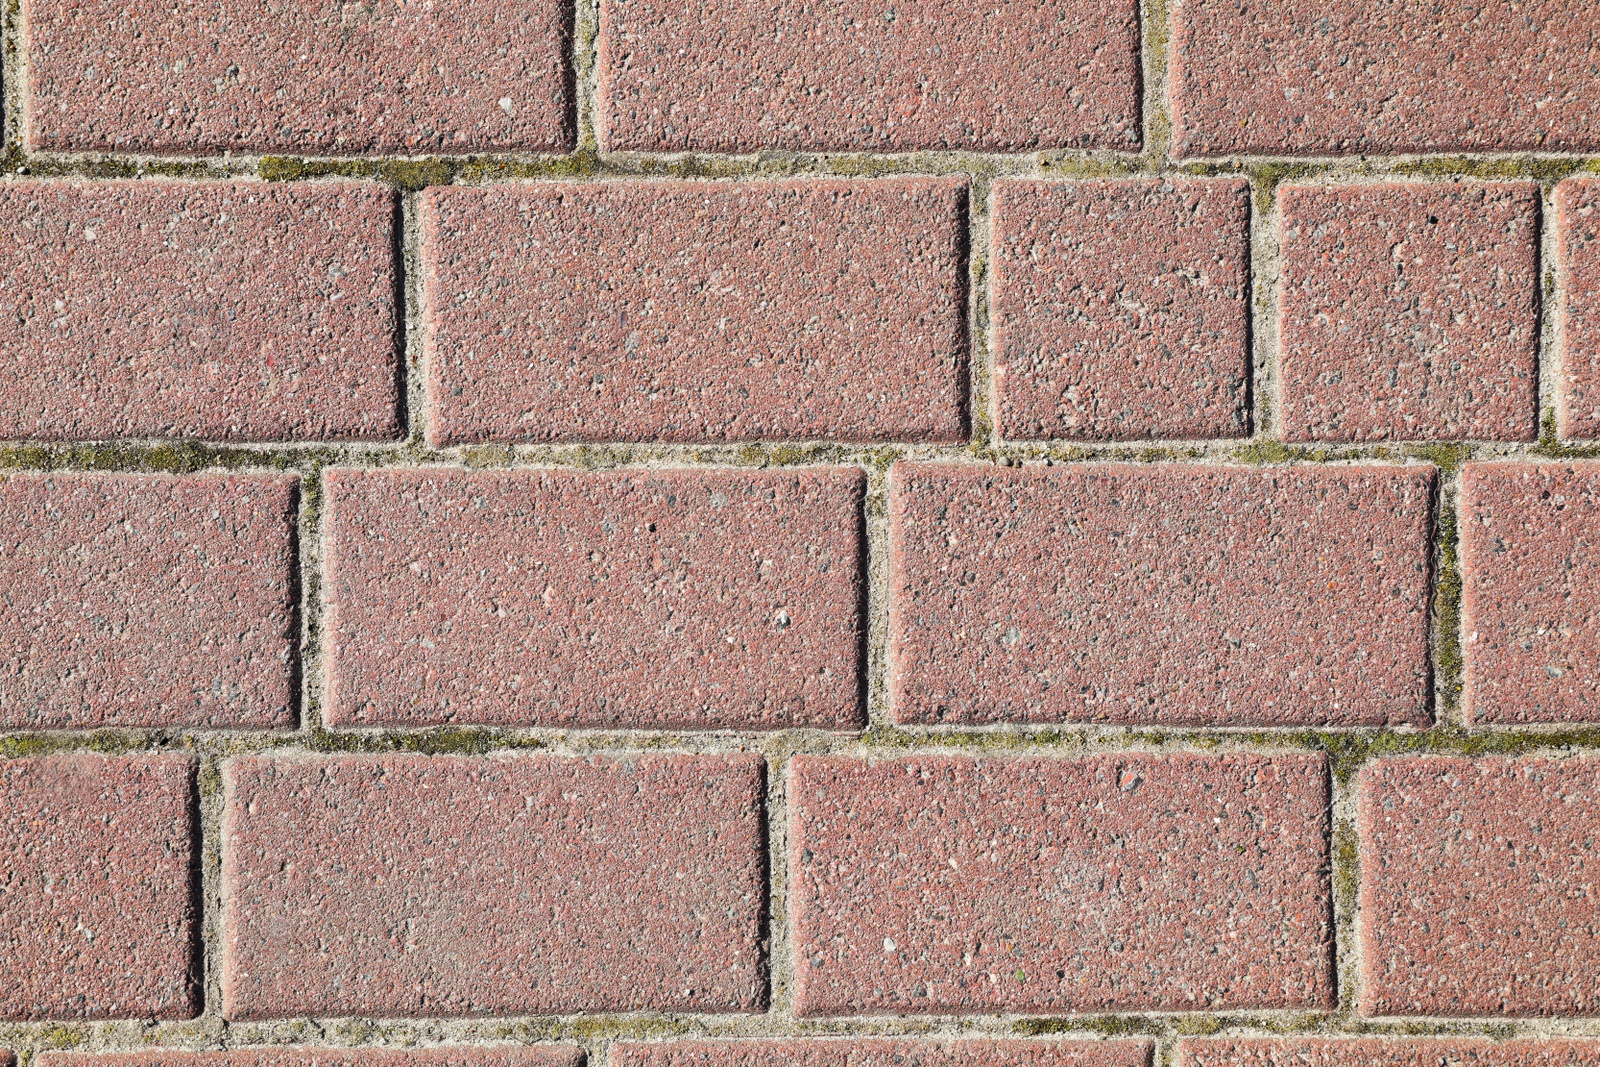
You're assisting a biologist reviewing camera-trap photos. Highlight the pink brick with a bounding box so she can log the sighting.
[1177,1039,1600,1066]
[889,462,1434,727]
[1278,182,1540,442]
[0,754,197,1020]
[38,1051,582,1067]
[1558,179,1600,437]
[992,178,1251,441]
[23,1,570,154]
[597,0,1139,152]
[0,473,298,729]
[221,753,766,1018]
[1359,757,1600,1017]
[613,1040,1152,1067]
[421,179,968,445]
[1170,0,1600,156]
[0,181,399,442]
[790,753,1332,1016]
[323,466,863,729]
[1461,461,1600,724]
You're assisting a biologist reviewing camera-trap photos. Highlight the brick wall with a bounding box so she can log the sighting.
[1,0,1598,1065]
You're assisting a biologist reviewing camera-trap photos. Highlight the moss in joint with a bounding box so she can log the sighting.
[259,156,458,191]
[1388,155,1600,187]
[1247,162,1334,215]
[1013,1015,1164,1038]
[1532,407,1600,459]
[0,441,298,474]
[306,727,545,756]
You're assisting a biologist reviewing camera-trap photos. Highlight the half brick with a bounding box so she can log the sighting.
[0,754,197,1020]
[0,181,400,441]
[0,473,299,729]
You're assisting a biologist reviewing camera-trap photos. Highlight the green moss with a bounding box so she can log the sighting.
[1247,162,1334,215]
[460,150,608,183]
[1388,155,1599,186]
[1402,442,1468,473]
[1332,818,1359,911]
[1013,1015,1164,1038]
[0,441,292,473]
[1431,492,1463,716]
[1034,154,1143,180]
[1532,407,1600,459]
[37,1027,87,1049]
[259,156,458,190]
[307,727,544,756]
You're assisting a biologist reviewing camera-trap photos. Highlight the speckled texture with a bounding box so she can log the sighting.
[1177,1039,1600,1066]
[888,462,1435,727]
[322,467,863,729]
[613,1040,1153,1067]
[421,179,968,445]
[0,473,299,729]
[790,754,1332,1016]
[1278,182,1540,442]
[38,1050,584,1067]
[597,0,1140,152]
[24,0,571,154]
[991,178,1251,441]
[221,753,767,1019]
[1558,179,1600,437]
[0,755,197,1020]
[0,181,400,442]
[1359,757,1600,1017]
[1461,462,1600,724]
[1170,0,1600,156]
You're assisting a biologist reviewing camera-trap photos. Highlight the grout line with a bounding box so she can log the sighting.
[573,0,601,153]
[861,465,893,732]
[1540,180,1563,439]
[1328,761,1362,1019]
[1248,175,1284,440]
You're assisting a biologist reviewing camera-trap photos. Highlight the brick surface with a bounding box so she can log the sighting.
[0,181,400,442]
[1359,757,1600,1017]
[889,462,1434,727]
[0,755,197,1020]
[1461,461,1600,724]
[613,1040,1153,1067]
[1278,182,1540,442]
[1177,1039,1600,1066]
[421,179,968,445]
[221,753,767,1018]
[323,467,863,729]
[1170,0,1600,156]
[38,1051,583,1067]
[991,178,1251,441]
[0,473,299,729]
[789,753,1333,1016]
[597,0,1140,152]
[1558,179,1600,437]
[23,0,571,154]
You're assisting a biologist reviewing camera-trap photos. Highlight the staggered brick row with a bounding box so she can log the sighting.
[20,0,1600,154]
[4,749,1599,1020]
[19,458,1600,728]
[8,176,1600,445]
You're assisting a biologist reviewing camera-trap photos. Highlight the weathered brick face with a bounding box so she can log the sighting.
[5,0,1600,1061]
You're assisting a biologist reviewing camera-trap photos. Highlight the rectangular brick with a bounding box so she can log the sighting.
[421,179,968,445]
[790,753,1333,1016]
[1558,179,1600,437]
[1359,757,1600,1017]
[992,178,1251,441]
[1461,461,1600,724]
[323,466,864,729]
[1178,1039,1600,1066]
[0,754,197,1020]
[613,1040,1152,1067]
[0,181,400,442]
[0,473,299,729]
[889,461,1434,727]
[38,1051,583,1067]
[597,0,1139,152]
[24,1,571,153]
[1278,182,1540,442]
[221,753,767,1018]
[1171,0,1600,156]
